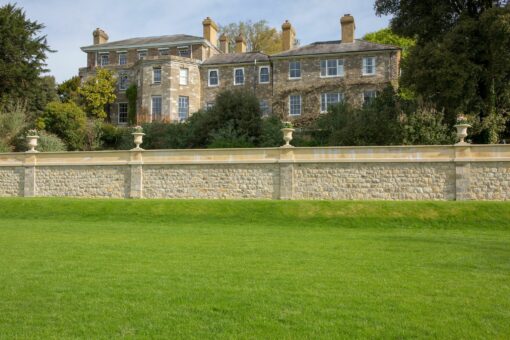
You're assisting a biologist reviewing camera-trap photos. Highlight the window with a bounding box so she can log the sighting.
[260,100,270,116]
[289,95,302,116]
[153,68,161,84]
[151,96,162,121]
[234,68,244,85]
[178,46,190,58]
[118,53,127,65]
[205,102,215,110]
[320,59,344,77]
[159,48,170,56]
[119,74,129,91]
[320,92,344,113]
[208,69,219,87]
[289,61,301,79]
[100,54,109,66]
[362,57,376,75]
[363,90,377,105]
[138,50,147,60]
[179,68,189,86]
[259,66,270,84]
[118,103,128,124]
[178,96,189,121]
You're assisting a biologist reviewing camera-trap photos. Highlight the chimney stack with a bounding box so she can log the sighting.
[93,28,109,45]
[235,34,246,53]
[202,17,218,46]
[219,33,229,53]
[281,20,295,51]
[341,14,355,43]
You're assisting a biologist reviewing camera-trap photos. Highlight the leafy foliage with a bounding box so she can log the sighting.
[0,101,27,151]
[125,84,137,125]
[219,20,284,54]
[78,69,117,120]
[362,28,415,59]
[0,4,52,108]
[57,76,81,103]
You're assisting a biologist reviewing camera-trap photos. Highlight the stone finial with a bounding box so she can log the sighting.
[341,14,355,43]
[235,34,246,53]
[281,20,296,51]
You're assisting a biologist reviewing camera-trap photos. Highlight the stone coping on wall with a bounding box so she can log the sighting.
[1,144,510,167]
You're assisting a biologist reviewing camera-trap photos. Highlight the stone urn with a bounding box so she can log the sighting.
[131,127,145,150]
[26,134,39,153]
[281,128,295,148]
[454,124,471,145]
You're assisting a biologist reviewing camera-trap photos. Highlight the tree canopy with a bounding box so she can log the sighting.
[362,28,415,59]
[219,20,285,54]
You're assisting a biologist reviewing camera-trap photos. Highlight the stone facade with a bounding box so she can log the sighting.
[1,145,510,200]
[79,15,400,126]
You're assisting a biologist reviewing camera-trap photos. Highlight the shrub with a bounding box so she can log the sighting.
[208,121,254,148]
[37,131,66,152]
[259,116,283,147]
[403,106,455,145]
[141,121,191,149]
[37,101,87,150]
[0,100,27,149]
[126,84,137,125]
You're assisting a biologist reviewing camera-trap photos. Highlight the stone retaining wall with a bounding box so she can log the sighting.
[1,145,509,200]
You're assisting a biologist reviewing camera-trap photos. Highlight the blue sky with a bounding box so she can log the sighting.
[10,0,390,82]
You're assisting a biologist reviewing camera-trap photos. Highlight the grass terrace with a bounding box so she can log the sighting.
[0,199,509,338]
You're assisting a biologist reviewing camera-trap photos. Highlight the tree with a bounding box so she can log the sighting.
[362,28,415,59]
[0,4,52,107]
[57,76,81,103]
[36,101,88,150]
[219,20,284,54]
[375,0,510,143]
[78,68,117,120]
[125,84,137,125]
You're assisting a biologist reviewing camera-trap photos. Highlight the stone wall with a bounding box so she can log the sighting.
[1,145,510,200]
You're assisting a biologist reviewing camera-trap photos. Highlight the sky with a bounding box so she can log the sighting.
[9,0,391,83]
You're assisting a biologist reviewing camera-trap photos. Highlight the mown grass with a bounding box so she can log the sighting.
[0,198,509,339]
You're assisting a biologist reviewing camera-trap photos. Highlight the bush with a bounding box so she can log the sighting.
[259,116,283,147]
[38,131,66,152]
[141,121,191,149]
[403,106,455,145]
[37,101,87,150]
[208,122,254,148]
[0,100,27,149]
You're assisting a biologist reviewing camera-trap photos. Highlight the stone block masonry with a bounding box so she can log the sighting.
[1,145,510,200]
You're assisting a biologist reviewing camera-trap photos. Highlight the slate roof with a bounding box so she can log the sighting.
[272,39,400,58]
[81,34,205,51]
[202,52,270,65]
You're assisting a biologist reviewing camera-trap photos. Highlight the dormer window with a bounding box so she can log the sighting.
[178,46,191,58]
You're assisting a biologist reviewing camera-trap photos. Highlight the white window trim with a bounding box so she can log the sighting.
[320,92,344,113]
[289,95,302,116]
[153,68,161,84]
[179,68,189,86]
[288,61,301,80]
[118,53,127,65]
[178,96,189,121]
[117,102,128,125]
[362,56,377,76]
[362,90,378,104]
[151,96,162,122]
[259,66,270,84]
[320,59,345,78]
[208,69,219,87]
[233,67,245,86]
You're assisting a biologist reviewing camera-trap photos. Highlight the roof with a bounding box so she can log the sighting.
[272,39,400,58]
[81,34,206,51]
[202,52,270,65]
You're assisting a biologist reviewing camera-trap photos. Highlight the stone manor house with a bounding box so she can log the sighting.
[79,15,401,125]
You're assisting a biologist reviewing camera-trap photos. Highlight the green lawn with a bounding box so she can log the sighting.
[0,199,509,339]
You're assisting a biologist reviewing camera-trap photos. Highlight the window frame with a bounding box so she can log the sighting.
[289,95,302,116]
[99,53,109,66]
[118,102,128,124]
[158,48,170,56]
[362,90,377,105]
[259,100,271,116]
[208,69,219,87]
[320,92,344,113]
[178,96,189,122]
[233,67,245,86]
[138,49,148,60]
[179,68,189,86]
[259,66,270,84]
[320,59,344,78]
[118,74,129,91]
[153,67,162,84]
[178,46,191,58]
[288,60,301,79]
[151,96,162,121]
[118,52,127,65]
[362,56,377,76]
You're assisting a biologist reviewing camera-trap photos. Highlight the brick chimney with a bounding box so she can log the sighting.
[341,14,355,43]
[235,34,246,53]
[219,33,229,53]
[93,28,109,45]
[202,17,218,46]
[281,20,295,51]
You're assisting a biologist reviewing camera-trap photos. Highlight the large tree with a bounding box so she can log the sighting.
[219,20,284,54]
[375,0,510,143]
[0,4,52,108]
[78,69,117,120]
[362,28,415,59]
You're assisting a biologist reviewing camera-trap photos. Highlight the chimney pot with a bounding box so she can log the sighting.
[235,34,246,53]
[202,17,218,46]
[281,20,296,51]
